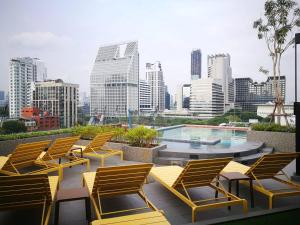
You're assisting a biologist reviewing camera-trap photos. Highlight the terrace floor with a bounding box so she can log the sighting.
[1,156,299,225]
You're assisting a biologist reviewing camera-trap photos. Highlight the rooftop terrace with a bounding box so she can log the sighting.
[1,155,299,225]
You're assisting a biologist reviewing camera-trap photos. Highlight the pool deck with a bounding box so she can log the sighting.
[1,156,300,225]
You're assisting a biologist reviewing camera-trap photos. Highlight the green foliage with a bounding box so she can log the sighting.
[71,125,126,140]
[0,106,9,117]
[1,120,27,134]
[251,123,295,133]
[226,115,241,122]
[125,126,158,147]
[0,128,73,141]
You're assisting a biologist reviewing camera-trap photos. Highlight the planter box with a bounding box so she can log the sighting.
[247,130,295,153]
[0,133,72,156]
[122,144,167,163]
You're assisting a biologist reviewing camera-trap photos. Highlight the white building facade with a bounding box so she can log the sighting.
[9,57,47,118]
[33,79,78,128]
[90,41,139,117]
[139,80,151,112]
[146,62,165,112]
[257,104,294,126]
[207,54,233,107]
[190,78,224,118]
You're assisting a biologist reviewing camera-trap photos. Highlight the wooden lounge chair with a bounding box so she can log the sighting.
[37,136,90,181]
[73,132,123,167]
[83,163,170,225]
[150,158,248,222]
[0,140,62,179]
[222,152,300,209]
[0,173,59,225]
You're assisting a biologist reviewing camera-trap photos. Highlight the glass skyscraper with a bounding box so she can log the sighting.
[191,49,202,80]
[90,41,139,117]
[234,76,286,112]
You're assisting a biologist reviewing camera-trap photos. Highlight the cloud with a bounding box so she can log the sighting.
[10,32,72,49]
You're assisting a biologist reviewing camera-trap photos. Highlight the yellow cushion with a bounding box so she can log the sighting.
[83,172,96,194]
[91,211,170,225]
[150,166,183,187]
[0,156,9,170]
[222,161,250,174]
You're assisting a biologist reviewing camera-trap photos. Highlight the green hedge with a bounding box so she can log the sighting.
[0,128,74,141]
[251,123,295,133]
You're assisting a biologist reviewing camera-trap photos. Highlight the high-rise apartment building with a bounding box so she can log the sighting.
[207,54,233,105]
[0,91,5,107]
[190,78,224,118]
[235,76,286,112]
[9,57,47,118]
[139,80,151,112]
[165,85,170,110]
[191,49,202,80]
[146,61,165,112]
[33,79,78,128]
[90,41,139,116]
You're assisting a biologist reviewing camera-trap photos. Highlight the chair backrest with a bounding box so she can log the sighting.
[172,157,233,189]
[245,152,300,179]
[92,163,153,198]
[84,132,114,153]
[42,136,80,161]
[3,140,51,171]
[0,174,52,211]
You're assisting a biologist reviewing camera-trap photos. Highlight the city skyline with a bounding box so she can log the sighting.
[0,0,299,102]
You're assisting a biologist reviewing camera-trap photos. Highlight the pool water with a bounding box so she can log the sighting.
[159,126,247,150]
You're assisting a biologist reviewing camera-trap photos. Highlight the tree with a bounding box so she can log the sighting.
[2,120,27,134]
[253,0,300,125]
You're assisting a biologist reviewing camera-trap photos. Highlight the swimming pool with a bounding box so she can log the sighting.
[159,125,247,150]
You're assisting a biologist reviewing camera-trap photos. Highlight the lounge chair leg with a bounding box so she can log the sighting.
[243,200,248,214]
[86,160,90,172]
[269,196,273,209]
[192,209,196,223]
[215,175,219,198]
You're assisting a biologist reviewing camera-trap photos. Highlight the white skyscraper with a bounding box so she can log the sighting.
[139,80,151,112]
[90,41,139,116]
[146,61,165,112]
[9,57,47,118]
[190,78,224,118]
[207,54,233,105]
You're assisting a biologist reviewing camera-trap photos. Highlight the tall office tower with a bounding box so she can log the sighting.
[191,49,202,80]
[235,76,286,112]
[33,58,47,81]
[176,84,191,111]
[139,80,151,112]
[33,79,79,128]
[146,61,165,112]
[207,54,233,105]
[165,85,170,110]
[0,91,5,107]
[190,78,224,118]
[90,41,139,117]
[9,57,47,118]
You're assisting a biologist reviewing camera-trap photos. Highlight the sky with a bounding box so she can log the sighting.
[0,0,300,102]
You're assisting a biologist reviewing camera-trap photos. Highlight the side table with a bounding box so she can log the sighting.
[54,187,91,225]
[216,172,254,209]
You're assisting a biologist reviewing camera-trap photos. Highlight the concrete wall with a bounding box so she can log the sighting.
[0,133,72,156]
[104,142,167,163]
[247,130,295,152]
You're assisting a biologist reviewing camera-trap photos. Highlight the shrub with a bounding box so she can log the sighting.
[1,120,27,134]
[125,126,158,147]
[71,125,126,140]
[251,123,295,133]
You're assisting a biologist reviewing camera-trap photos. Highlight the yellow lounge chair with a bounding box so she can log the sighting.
[73,132,123,167]
[83,163,170,225]
[223,152,300,209]
[0,140,62,179]
[38,136,90,181]
[150,158,248,222]
[0,173,59,225]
